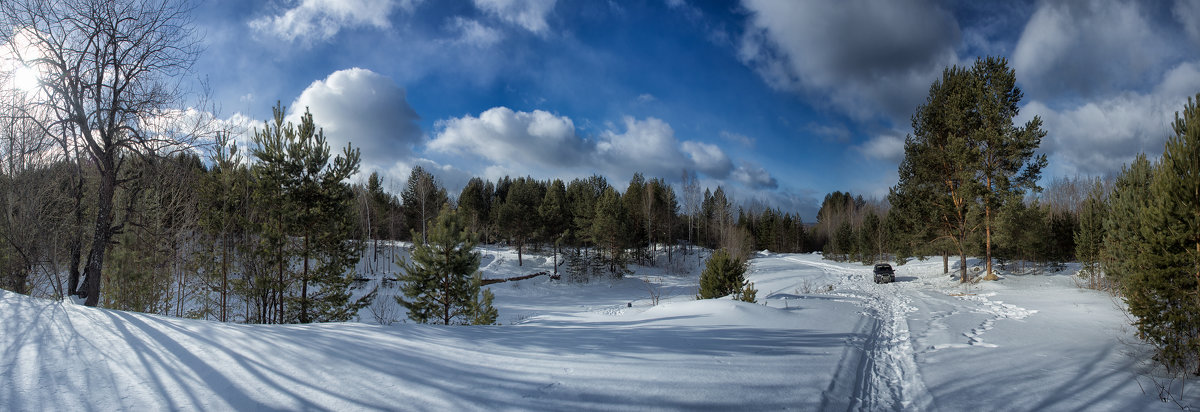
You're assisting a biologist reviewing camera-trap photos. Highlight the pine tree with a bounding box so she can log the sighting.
[1126,94,1200,375]
[833,220,855,262]
[498,177,542,266]
[970,57,1048,280]
[859,212,881,264]
[592,187,629,277]
[539,179,569,274]
[402,166,448,243]
[458,177,491,239]
[623,173,648,263]
[566,175,608,249]
[396,205,490,325]
[251,102,367,323]
[1074,180,1107,287]
[1102,154,1154,288]
[698,249,755,302]
[196,133,251,322]
[890,64,981,282]
[468,273,498,325]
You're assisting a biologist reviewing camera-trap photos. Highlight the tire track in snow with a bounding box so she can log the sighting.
[783,256,932,411]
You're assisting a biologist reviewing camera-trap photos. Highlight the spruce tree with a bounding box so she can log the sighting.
[396,205,494,325]
[1126,94,1200,375]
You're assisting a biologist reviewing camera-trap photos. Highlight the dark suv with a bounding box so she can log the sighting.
[873,263,895,284]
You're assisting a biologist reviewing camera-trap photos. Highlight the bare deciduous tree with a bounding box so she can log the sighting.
[1,0,207,305]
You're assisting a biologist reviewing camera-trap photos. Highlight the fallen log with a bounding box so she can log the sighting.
[481,271,559,285]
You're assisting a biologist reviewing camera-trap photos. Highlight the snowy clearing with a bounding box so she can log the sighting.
[2,248,1193,410]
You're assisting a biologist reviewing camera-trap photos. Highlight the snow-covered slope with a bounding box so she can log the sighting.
[2,249,1193,410]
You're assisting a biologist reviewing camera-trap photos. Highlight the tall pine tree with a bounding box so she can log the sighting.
[970,57,1047,281]
[251,103,369,323]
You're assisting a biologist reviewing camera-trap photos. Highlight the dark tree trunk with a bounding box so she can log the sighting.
[942,251,949,274]
[959,254,968,283]
[300,234,309,324]
[67,171,85,298]
[82,170,117,307]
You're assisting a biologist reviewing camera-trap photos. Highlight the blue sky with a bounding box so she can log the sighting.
[187,0,1200,220]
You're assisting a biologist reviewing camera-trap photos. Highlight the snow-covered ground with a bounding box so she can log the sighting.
[2,248,1193,410]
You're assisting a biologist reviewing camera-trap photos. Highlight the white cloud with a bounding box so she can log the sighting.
[636,93,656,103]
[288,68,422,173]
[428,107,747,185]
[1019,61,1200,177]
[428,107,585,167]
[680,141,733,177]
[448,17,502,48]
[473,0,556,35]
[1176,0,1200,47]
[1012,0,1168,99]
[854,133,905,162]
[731,163,777,190]
[249,0,417,44]
[737,0,960,123]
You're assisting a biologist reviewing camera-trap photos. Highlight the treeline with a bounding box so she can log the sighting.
[808,182,1092,272]
[0,103,816,321]
[400,168,810,281]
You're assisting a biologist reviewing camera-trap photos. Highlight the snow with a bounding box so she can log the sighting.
[2,248,1194,410]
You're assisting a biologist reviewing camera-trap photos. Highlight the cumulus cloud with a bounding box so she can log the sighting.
[737,0,960,123]
[1012,0,1169,99]
[428,107,750,185]
[428,107,585,167]
[250,0,417,44]
[473,0,556,35]
[1019,61,1200,177]
[288,68,422,171]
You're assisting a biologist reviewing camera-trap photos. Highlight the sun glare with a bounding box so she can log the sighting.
[11,65,39,93]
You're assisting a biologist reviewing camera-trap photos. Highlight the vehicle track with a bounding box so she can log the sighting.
[784,256,932,411]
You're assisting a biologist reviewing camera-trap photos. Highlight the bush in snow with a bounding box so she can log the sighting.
[698,249,756,302]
